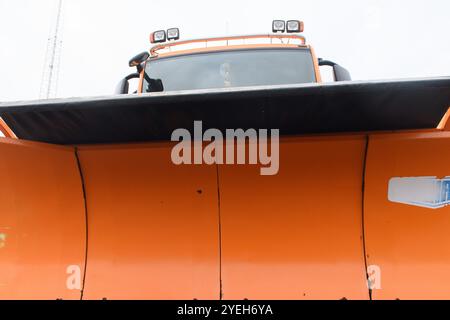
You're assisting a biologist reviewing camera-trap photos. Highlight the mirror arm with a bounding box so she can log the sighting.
[125,72,140,80]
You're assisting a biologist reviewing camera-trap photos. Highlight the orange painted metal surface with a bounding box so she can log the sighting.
[77,143,220,299]
[219,136,369,299]
[438,107,450,130]
[149,34,306,57]
[149,44,308,60]
[0,118,17,139]
[364,132,450,299]
[0,138,85,300]
[3,129,450,299]
[309,46,322,83]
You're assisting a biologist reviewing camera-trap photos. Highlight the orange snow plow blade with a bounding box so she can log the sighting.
[0,78,450,299]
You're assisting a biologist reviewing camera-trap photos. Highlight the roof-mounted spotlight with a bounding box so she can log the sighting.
[286,20,304,33]
[150,30,166,43]
[272,20,285,33]
[167,28,180,41]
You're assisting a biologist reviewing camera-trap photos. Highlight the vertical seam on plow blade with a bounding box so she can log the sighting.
[361,135,372,300]
[215,164,223,300]
[74,147,89,300]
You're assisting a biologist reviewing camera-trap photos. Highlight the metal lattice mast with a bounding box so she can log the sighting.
[40,0,64,99]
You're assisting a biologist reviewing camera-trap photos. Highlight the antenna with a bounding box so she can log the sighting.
[40,0,64,99]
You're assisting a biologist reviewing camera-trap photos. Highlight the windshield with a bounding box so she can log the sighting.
[143,48,316,92]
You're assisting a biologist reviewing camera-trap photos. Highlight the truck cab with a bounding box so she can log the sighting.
[117,21,351,94]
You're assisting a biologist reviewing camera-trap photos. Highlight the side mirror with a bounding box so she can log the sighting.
[116,52,150,94]
[129,52,150,69]
[115,73,140,94]
[318,58,351,81]
[333,64,351,81]
[146,78,164,92]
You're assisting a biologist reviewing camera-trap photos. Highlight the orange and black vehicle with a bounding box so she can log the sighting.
[0,20,450,300]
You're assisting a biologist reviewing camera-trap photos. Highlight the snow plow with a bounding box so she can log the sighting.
[0,21,450,300]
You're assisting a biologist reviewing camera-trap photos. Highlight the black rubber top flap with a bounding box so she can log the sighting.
[1,77,449,145]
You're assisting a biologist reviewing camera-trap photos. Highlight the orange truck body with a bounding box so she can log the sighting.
[0,33,450,300]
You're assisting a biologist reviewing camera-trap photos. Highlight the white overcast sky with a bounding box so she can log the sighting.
[0,0,449,102]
